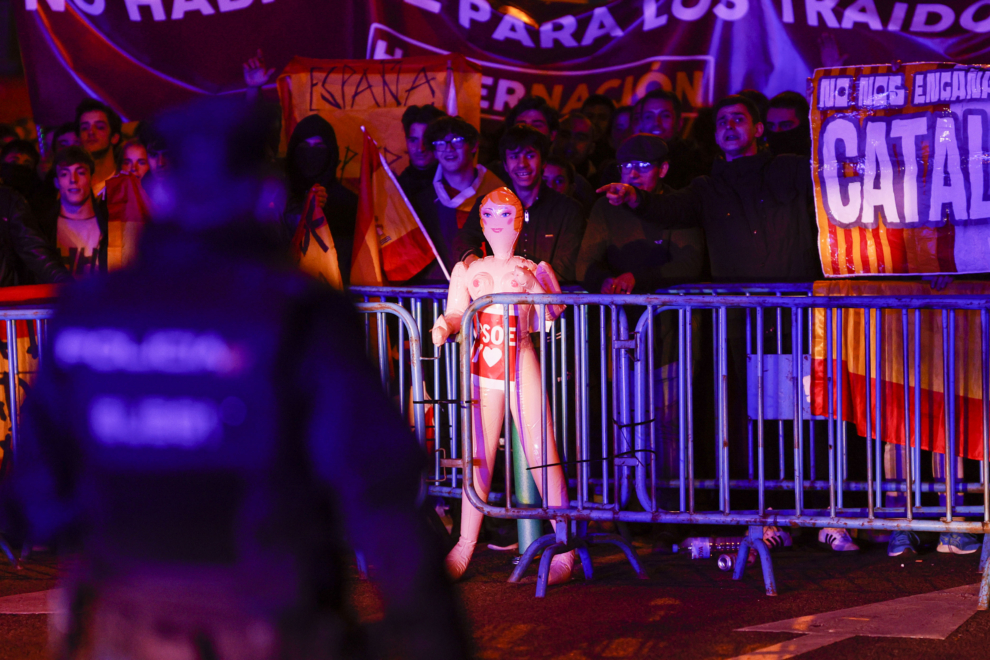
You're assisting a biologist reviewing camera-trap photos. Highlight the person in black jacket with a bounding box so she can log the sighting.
[600,96,852,548]
[3,98,467,660]
[453,125,585,283]
[397,104,447,200]
[601,95,821,283]
[0,185,71,286]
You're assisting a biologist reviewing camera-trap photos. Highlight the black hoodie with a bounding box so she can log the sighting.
[281,115,357,283]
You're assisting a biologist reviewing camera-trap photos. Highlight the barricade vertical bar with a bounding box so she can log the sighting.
[746,308,754,480]
[398,304,407,419]
[377,312,388,392]
[686,307,696,514]
[756,308,765,516]
[982,309,989,524]
[913,309,922,507]
[561,312,570,469]
[5,319,18,460]
[777,306,784,481]
[540,303,548,510]
[713,307,720,490]
[551,310,561,465]
[719,306,729,514]
[902,308,913,521]
[807,307,816,481]
[874,308,883,509]
[578,305,589,510]
[945,310,955,522]
[837,307,845,510]
[647,305,657,512]
[826,306,836,517]
[604,306,611,505]
[864,308,875,519]
[503,303,513,514]
[678,307,687,513]
[793,306,804,515]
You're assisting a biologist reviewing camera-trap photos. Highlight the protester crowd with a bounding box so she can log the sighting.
[0,55,977,561]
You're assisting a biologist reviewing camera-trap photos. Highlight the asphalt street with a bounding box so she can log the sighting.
[2,531,989,659]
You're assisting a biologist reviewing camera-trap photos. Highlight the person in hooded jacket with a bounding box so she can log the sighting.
[281,115,358,284]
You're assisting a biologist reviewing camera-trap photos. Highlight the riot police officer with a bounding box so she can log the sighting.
[6,99,467,660]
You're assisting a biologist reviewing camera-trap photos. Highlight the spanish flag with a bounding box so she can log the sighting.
[810,280,990,461]
[351,128,446,286]
[290,189,343,290]
[103,173,151,271]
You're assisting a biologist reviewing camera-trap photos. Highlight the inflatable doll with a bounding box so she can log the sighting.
[432,187,574,584]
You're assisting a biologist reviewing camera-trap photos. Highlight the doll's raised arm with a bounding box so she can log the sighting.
[534,261,566,326]
[431,262,471,346]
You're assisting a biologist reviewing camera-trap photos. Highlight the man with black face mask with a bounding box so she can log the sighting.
[765,91,811,157]
[281,115,358,283]
[0,140,54,220]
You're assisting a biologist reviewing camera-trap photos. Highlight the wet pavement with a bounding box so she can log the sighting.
[2,531,989,659]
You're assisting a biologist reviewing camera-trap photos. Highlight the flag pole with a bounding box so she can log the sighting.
[363,126,451,281]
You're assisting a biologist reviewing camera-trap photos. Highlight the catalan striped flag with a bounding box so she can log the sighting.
[810,280,990,461]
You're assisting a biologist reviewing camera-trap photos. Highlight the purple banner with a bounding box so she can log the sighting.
[14,0,990,126]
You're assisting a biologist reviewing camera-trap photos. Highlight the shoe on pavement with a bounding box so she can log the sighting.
[937,533,982,555]
[819,527,859,552]
[888,531,920,557]
[763,525,793,551]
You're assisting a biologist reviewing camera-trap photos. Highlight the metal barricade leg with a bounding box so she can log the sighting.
[979,536,990,610]
[980,533,990,575]
[0,535,17,568]
[732,525,777,597]
[511,425,542,556]
[355,551,369,581]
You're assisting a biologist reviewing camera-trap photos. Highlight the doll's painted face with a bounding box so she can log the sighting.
[481,199,520,255]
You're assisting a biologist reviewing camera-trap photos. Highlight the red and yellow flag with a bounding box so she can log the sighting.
[810,280,990,460]
[103,173,151,271]
[351,129,445,286]
[290,190,343,290]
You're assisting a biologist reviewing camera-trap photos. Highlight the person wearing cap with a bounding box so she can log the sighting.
[4,98,469,660]
[577,133,704,295]
[577,134,704,511]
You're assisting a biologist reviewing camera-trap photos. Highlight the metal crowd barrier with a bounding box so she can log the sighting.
[450,291,990,602]
[5,286,990,607]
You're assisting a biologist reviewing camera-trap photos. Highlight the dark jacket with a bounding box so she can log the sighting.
[281,115,358,283]
[577,182,705,293]
[453,182,586,283]
[0,185,71,286]
[664,138,711,191]
[36,196,110,277]
[633,151,821,282]
[397,162,438,201]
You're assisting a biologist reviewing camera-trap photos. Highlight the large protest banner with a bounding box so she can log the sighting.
[276,54,481,189]
[813,62,990,277]
[15,1,990,128]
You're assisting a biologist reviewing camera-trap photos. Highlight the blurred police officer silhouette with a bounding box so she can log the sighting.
[5,98,467,660]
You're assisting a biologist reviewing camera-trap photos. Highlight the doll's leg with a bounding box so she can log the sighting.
[511,348,574,585]
[446,384,505,580]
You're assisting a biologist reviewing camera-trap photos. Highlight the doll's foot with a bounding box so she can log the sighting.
[547,550,574,585]
[445,539,477,581]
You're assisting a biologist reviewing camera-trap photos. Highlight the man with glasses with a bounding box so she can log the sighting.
[577,134,703,294]
[409,116,502,282]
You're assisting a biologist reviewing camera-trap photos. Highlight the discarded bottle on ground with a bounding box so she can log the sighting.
[717,554,735,571]
[671,537,745,559]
